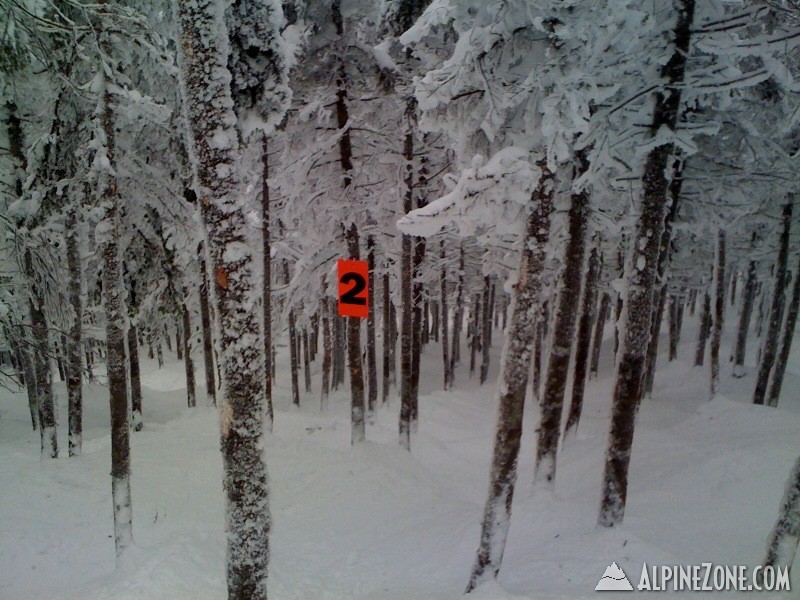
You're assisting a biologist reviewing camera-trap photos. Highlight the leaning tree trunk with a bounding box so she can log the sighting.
[733,253,757,378]
[25,249,57,459]
[766,255,800,407]
[65,205,83,454]
[96,69,132,555]
[564,243,600,438]
[466,163,554,592]
[366,235,378,417]
[598,0,695,529]
[754,202,793,406]
[589,292,610,379]
[709,229,726,397]
[175,0,275,594]
[199,245,216,406]
[761,453,800,579]
[534,150,589,488]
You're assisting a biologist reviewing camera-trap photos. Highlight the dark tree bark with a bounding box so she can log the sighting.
[467,163,554,592]
[440,241,451,389]
[470,293,481,377]
[302,327,312,394]
[697,287,713,365]
[450,244,465,375]
[532,301,548,400]
[366,235,378,416]
[65,205,83,454]
[754,202,792,405]
[399,100,415,451]
[199,245,216,405]
[321,290,332,410]
[733,252,757,378]
[761,453,800,579]
[288,306,300,406]
[565,243,600,438]
[128,325,143,431]
[346,226,366,444]
[535,150,589,488]
[598,0,695,528]
[182,298,197,408]
[175,316,184,360]
[17,326,38,430]
[590,292,610,379]
[710,229,726,397]
[382,272,392,402]
[766,255,800,407]
[480,276,492,384]
[668,295,679,361]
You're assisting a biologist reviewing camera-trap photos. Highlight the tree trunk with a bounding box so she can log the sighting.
[261,135,273,428]
[733,256,757,377]
[565,243,600,438]
[480,276,492,384]
[302,327,311,394]
[366,235,378,416]
[182,298,196,408]
[382,272,392,402]
[710,229,726,397]
[96,70,132,555]
[534,152,590,488]
[321,289,332,410]
[754,202,792,405]
[589,292,610,379]
[199,245,217,405]
[761,453,800,579]
[66,206,83,454]
[346,226,366,444]
[25,249,57,459]
[695,289,711,366]
[176,0,273,592]
[288,307,300,406]
[17,326,38,430]
[440,241,451,389]
[128,325,143,431]
[399,99,415,451]
[175,316,183,360]
[598,0,695,528]
[766,255,800,407]
[450,244,465,375]
[470,293,481,377]
[467,162,554,592]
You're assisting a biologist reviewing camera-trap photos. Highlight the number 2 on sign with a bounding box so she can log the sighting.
[338,259,369,318]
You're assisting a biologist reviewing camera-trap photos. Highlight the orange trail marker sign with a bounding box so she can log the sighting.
[338,259,369,318]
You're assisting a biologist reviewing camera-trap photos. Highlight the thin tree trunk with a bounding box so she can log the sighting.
[590,292,610,379]
[175,316,183,360]
[199,245,216,405]
[382,271,392,402]
[321,289,332,410]
[182,299,196,408]
[302,328,311,394]
[598,0,695,528]
[535,152,590,488]
[65,206,83,454]
[754,202,793,405]
[695,290,711,367]
[565,244,600,438]
[450,244,465,375]
[288,307,300,406]
[399,98,415,451]
[366,235,377,416]
[480,276,492,384]
[440,241,451,389]
[261,135,273,428]
[470,294,480,377]
[710,229,726,397]
[766,255,800,407]
[128,325,143,431]
[467,163,554,592]
[346,226,366,444]
[733,255,757,377]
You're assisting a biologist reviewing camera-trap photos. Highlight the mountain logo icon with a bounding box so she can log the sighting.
[595,562,633,591]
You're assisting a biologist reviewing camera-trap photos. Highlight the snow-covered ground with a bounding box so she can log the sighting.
[1,317,798,599]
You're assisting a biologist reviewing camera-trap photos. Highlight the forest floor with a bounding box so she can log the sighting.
[1,315,798,599]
